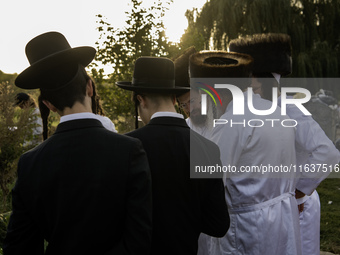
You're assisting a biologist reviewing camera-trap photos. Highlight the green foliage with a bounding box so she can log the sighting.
[0,71,17,84]
[0,212,10,250]
[180,0,340,88]
[318,178,340,254]
[91,69,136,132]
[0,82,40,212]
[180,8,209,51]
[94,0,180,133]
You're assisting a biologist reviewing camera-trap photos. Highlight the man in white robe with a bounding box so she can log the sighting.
[189,51,302,255]
[229,33,340,255]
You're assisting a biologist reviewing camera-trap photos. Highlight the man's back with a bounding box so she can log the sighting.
[210,92,300,255]
[127,116,229,255]
[4,119,152,255]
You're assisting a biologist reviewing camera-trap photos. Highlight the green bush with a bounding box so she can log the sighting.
[0,212,10,253]
[0,82,40,212]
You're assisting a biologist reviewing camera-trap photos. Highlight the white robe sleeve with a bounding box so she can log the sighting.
[287,104,340,195]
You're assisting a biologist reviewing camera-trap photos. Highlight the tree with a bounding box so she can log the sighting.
[180,0,340,95]
[0,71,17,84]
[93,0,178,132]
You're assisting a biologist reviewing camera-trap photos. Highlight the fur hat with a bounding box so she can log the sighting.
[15,31,96,89]
[189,51,253,78]
[173,46,196,88]
[229,33,292,76]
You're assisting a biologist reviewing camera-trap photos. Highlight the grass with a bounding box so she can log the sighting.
[318,177,340,254]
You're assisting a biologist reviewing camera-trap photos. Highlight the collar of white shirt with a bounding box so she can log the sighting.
[60,112,98,123]
[151,111,184,120]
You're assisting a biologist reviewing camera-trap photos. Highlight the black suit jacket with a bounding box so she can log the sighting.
[127,116,229,255]
[4,119,152,255]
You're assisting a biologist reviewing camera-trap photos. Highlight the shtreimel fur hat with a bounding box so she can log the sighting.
[229,33,292,76]
[189,51,253,78]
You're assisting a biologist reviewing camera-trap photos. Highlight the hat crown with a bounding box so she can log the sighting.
[16,92,29,101]
[133,57,174,81]
[26,32,72,65]
[116,56,189,94]
[229,33,292,75]
[14,93,29,106]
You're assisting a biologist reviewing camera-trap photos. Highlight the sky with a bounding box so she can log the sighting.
[0,0,207,75]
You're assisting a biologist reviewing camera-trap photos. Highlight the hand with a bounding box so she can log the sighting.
[298,203,305,213]
[295,189,306,213]
[295,189,305,199]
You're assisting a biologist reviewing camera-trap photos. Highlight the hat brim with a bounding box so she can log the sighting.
[15,46,96,89]
[116,81,190,94]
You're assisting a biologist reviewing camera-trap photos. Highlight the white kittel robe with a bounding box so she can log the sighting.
[279,96,340,255]
[210,91,301,255]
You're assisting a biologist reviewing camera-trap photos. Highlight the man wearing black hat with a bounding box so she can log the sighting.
[4,32,152,255]
[189,51,301,255]
[116,56,229,255]
[229,33,340,255]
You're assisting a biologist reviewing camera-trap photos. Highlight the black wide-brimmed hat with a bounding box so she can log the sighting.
[13,93,30,106]
[116,57,189,94]
[173,46,196,88]
[229,33,292,76]
[15,31,96,89]
[189,51,253,78]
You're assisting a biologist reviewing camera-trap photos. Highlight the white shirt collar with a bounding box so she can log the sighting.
[151,111,184,120]
[60,112,98,123]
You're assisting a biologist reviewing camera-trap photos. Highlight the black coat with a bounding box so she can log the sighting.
[4,119,152,255]
[127,116,229,255]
